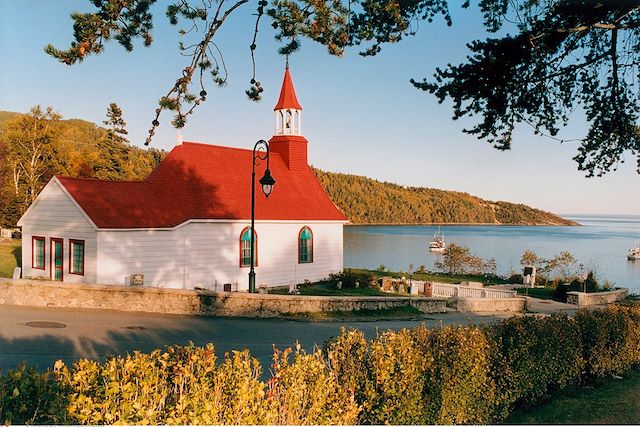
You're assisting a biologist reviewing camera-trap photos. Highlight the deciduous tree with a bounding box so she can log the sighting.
[3,106,61,210]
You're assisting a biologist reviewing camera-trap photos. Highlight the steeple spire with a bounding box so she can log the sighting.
[274,64,302,135]
[270,63,308,170]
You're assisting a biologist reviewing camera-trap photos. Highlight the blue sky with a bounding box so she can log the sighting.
[1,1,638,215]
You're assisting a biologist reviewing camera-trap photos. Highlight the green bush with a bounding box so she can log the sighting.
[0,363,68,424]
[554,272,608,301]
[576,305,640,379]
[508,273,523,284]
[489,315,583,409]
[327,269,375,289]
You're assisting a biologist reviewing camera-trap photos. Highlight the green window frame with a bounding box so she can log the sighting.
[298,226,313,264]
[240,227,257,268]
[69,239,85,275]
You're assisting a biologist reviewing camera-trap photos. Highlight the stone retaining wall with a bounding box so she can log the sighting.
[566,288,629,307]
[0,279,447,317]
[455,297,526,313]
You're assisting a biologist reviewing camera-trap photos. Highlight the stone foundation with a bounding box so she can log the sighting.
[0,278,447,317]
[566,288,628,306]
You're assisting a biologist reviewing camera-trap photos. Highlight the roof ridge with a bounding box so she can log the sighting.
[56,175,145,184]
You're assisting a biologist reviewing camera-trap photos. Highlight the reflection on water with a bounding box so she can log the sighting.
[344,214,640,293]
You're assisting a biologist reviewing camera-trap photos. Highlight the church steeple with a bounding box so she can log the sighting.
[274,63,302,135]
[269,64,308,170]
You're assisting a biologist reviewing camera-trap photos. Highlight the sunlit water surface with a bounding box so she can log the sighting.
[344,214,640,293]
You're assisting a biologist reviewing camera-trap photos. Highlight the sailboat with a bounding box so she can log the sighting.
[429,227,446,252]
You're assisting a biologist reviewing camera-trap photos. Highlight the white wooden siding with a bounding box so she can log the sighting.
[97,221,343,289]
[19,179,97,283]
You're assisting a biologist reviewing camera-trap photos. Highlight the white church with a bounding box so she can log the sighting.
[17,66,347,290]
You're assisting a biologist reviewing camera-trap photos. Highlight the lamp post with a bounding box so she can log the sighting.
[249,139,276,293]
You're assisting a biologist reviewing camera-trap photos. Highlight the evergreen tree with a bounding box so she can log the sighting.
[95,103,130,180]
[103,102,128,144]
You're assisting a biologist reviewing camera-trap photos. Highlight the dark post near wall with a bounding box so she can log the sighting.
[249,139,276,293]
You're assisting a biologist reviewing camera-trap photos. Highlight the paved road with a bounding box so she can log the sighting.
[0,304,517,372]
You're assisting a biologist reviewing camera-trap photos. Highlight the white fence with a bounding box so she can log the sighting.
[0,229,12,239]
[432,282,516,299]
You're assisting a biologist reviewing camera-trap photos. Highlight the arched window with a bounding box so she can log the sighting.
[298,226,313,263]
[240,227,257,267]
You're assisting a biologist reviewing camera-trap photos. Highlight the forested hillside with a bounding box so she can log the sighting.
[0,108,165,227]
[0,108,575,227]
[313,169,577,225]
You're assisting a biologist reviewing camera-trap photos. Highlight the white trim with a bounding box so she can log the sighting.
[52,177,99,230]
[96,218,349,232]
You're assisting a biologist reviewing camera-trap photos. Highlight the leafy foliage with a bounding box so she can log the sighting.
[433,242,498,276]
[435,242,484,274]
[326,268,375,289]
[413,1,640,176]
[0,363,69,425]
[46,0,454,142]
[47,1,640,175]
[6,304,640,424]
[313,168,576,225]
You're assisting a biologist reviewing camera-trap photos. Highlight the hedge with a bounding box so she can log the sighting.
[4,303,640,425]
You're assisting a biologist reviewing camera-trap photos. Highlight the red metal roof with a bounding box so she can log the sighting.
[56,142,346,229]
[273,67,302,111]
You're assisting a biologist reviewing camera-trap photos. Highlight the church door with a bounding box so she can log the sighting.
[51,238,64,281]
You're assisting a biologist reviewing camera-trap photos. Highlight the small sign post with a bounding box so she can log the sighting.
[523,265,536,288]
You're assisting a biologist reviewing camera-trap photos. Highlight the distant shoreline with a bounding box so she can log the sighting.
[345,222,581,227]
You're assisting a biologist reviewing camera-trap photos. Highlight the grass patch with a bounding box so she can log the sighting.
[0,241,21,278]
[286,305,423,321]
[350,268,511,285]
[506,369,640,424]
[269,282,406,297]
[516,286,557,300]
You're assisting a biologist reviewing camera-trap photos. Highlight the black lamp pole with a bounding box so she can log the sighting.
[249,139,276,293]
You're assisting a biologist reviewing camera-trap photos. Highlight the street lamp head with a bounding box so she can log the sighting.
[259,168,276,198]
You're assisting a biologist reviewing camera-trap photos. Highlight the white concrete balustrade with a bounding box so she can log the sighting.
[431,282,516,299]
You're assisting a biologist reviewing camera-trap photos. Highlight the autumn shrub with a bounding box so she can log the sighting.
[412,325,499,424]
[324,328,374,423]
[55,344,270,425]
[366,329,427,425]
[266,345,359,425]
[5,304,640,425]
[0,363,68,424]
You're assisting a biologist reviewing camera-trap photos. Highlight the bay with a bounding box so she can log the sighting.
[344,214,640,293]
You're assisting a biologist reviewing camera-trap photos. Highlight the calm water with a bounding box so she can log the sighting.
[344,214,640,293]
